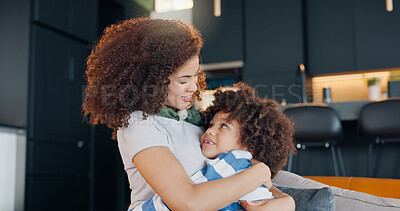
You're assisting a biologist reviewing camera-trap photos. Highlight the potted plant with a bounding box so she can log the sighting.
[367,77,381,101]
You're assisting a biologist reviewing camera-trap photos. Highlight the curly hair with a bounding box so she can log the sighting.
[204,82,296,178]
[83,17,206,139]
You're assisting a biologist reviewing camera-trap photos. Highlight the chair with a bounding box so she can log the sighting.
[284,104,346,176]
[358,98,400,177]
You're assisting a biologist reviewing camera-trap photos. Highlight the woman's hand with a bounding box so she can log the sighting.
[250,159,272,189]
[239,185,295,211]
[238,194,295,211]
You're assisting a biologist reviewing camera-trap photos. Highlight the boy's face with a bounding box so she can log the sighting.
[201,111,247,159]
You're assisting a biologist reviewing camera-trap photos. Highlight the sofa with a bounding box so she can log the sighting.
[272,171,400,211]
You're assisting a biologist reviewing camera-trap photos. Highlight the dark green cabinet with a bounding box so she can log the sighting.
[26,25,92,211]
[25,140,90,209]
[193,0,400,85]
[243,0,304,103]
[305,0,356,76]
[30,25,90,141]
[0,0,30,128]
[33,0,97,41]
[193,0,243,64]
[27,141,89,175]
[305,0,400,75]
[26,177,89,210]
[354,0,400,70]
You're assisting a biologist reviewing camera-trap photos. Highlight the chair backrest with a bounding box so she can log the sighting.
[284,105,343,143]
[358,98,400,138]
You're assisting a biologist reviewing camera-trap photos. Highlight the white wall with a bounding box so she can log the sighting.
[0,127,26,211]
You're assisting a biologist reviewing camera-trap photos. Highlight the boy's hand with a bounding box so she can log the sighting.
[250,159,272,189]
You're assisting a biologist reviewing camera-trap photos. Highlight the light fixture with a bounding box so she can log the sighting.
[386,0,393,12]
[214,0,221,17]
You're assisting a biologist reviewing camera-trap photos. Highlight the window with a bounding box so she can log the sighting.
[155,0,193,12]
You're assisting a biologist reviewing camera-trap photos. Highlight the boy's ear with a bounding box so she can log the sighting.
[248,146,256,156]
[251,149,256,156]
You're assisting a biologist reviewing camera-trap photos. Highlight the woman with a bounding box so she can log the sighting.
[83,17,294,211]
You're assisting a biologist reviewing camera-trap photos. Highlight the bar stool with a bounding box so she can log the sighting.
[284,105,346,176]
[358,98,400,177]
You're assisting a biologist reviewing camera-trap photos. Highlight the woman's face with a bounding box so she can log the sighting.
[164,56,200,110]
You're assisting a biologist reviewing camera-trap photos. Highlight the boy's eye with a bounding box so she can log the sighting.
[179,81,187,84]
[221,124,228,129]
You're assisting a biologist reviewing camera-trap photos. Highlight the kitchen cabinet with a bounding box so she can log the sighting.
[243,73,303,103]
[305,0,400,76]
[305,0,356,76]
[243,0,304,103]
[33,0,98,41]
[1,0,96,210]
[29,25,90,141]
[354,0,400,70]
[25,140,90,211]
[27,140,89,175]
[2,0,137,210]
[192,0,243,64]
[26,177,89,210]
[0,0,30,128]
[26,25,92,211]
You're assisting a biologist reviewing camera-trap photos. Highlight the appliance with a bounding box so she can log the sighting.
[388,81,400,97]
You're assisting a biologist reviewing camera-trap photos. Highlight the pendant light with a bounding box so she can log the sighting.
[386,0,393,12]
[214,0,221,17]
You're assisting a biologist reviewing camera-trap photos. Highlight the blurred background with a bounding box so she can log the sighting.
[1,0,400,210]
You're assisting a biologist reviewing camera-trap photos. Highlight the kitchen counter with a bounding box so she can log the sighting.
[283,100,371,121]
[328,101,370,121]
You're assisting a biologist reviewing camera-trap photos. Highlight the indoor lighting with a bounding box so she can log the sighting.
[155,0,193,13]
[312,71,390,83]
[214,0,221,17]
[386,0,393,12]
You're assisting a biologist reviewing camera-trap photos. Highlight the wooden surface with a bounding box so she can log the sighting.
[305,176,400,199]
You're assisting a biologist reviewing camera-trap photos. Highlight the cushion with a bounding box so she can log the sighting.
[273,171,400,211]
[275,185,335,211]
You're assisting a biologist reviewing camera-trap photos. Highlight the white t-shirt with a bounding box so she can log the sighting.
[117,111,208,210]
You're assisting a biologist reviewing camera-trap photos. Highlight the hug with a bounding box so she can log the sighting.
[83,17,334,211]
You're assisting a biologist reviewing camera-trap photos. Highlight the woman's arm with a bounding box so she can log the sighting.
[238,186,295,211]
[134,147,271,211]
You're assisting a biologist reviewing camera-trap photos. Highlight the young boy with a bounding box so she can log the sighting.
[134,82,296,211]
[202,82,295,180]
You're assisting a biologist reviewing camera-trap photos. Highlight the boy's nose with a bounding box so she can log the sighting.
[206,128,215,136]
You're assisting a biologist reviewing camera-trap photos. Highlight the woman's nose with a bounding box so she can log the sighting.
[187,81,197,92]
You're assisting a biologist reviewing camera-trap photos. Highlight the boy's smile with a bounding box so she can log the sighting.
[201,111,248,159]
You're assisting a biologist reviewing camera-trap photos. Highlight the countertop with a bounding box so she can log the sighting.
[282,101,371,121]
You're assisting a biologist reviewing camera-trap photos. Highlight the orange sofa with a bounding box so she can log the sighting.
[305,176,400,199]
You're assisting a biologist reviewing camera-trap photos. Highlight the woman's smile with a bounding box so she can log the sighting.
[182,95,193,103]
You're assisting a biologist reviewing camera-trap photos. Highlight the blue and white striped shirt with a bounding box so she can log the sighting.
[132,150,273,211]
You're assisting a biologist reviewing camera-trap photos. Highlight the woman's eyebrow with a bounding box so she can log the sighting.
[177,72,199,79]
[177,75,192,79]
